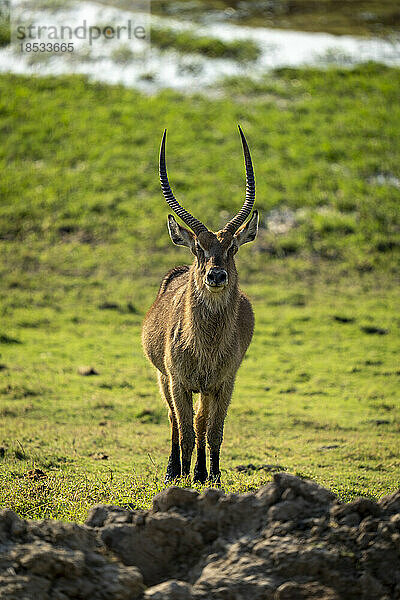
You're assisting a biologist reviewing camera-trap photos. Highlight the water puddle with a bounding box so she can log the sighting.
[0,0,399,92]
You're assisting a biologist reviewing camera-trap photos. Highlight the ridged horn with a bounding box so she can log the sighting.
[223,125,256,234]
[159,129,208,235]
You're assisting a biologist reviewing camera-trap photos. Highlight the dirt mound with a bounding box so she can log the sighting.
[1,473,400,599]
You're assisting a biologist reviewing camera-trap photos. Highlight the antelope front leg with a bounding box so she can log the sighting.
[169,379,194,478]
[158,372,181,483]
[207,379,234,484]
[193,395,209,484]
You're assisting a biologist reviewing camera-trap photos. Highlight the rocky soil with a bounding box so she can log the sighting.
[1,473,400,599]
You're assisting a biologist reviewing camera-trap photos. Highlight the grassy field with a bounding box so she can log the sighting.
[150,25,260,62]
[0,64,399,521]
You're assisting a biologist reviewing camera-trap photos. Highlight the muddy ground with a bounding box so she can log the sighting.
[1,473,399,599]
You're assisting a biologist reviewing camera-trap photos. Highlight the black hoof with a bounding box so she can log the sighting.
[165,444,181,484]
[193,466,208,484]
[164,471,180,484]
[208,472,221,486]
[165,461,181,484]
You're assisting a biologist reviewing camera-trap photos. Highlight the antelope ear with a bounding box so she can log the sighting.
[234,210,259,246]
[167,215,195,248]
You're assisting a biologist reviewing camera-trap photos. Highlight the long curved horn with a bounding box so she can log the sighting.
[223,125,256,234]
[159,129,208,235]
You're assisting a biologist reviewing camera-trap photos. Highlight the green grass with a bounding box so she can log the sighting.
[0,2,10,47]
[150,0,400,36]
[151,25,261,62]
[0,64,399,521]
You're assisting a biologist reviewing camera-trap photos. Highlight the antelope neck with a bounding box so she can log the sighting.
[182,268,239,345]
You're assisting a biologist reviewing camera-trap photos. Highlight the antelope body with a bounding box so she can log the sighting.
[142,127,258,483]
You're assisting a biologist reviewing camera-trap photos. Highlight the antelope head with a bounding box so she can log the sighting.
[159,126,258,296]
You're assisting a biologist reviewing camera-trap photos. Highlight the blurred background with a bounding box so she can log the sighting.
[1,1,400,89]
[0,1,399,519]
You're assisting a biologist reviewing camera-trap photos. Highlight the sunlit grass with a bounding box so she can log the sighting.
[151,25,261,62]
[0,65,399,520]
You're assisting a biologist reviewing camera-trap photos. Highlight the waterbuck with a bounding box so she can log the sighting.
[142,126,258,484]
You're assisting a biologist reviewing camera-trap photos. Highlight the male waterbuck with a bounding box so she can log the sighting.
[142,126,258,484]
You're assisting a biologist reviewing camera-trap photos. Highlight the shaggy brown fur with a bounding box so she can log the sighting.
[142,214,258,483]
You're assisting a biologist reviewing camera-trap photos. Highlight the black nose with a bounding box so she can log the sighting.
[206,268,228,286]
